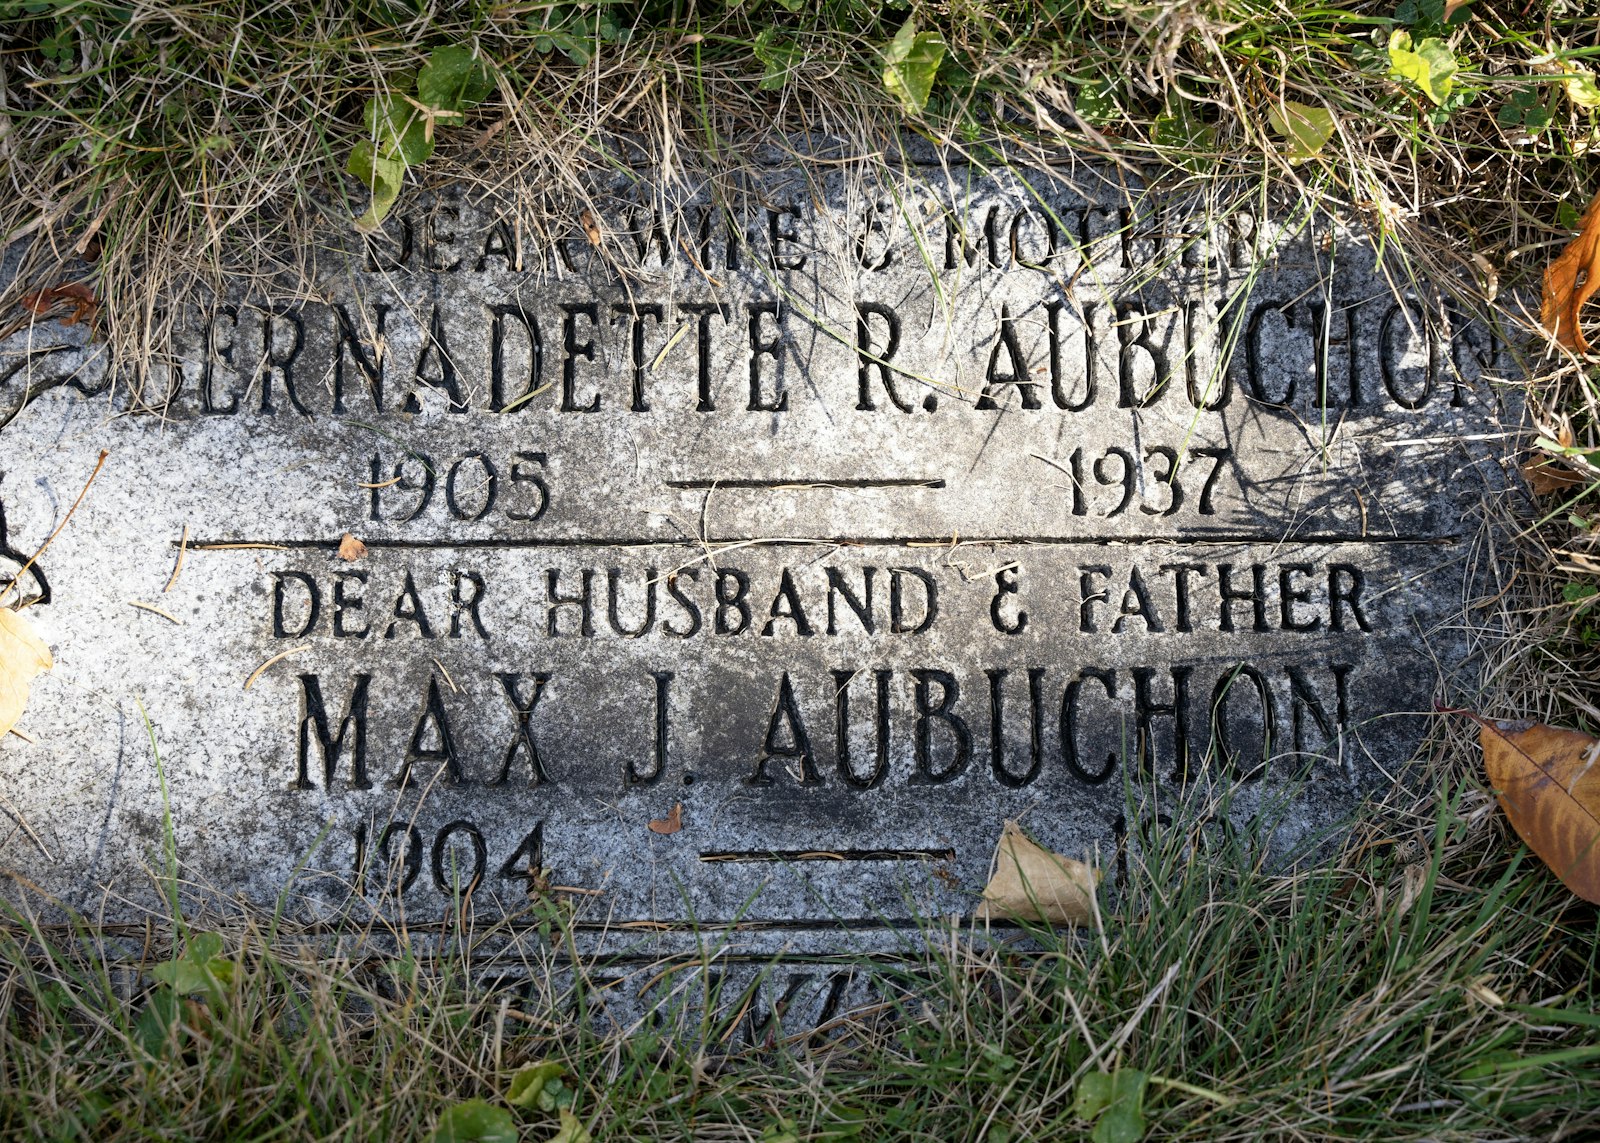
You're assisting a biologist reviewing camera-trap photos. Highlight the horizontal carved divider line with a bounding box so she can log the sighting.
[661,478,948,490]
[698,848,957,863]
[185,533,1463,550]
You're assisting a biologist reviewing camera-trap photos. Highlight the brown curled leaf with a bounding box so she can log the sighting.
[18,283,98,327]
[338,533,368,562]
[580,209,602,247]
[1519,456,1586,497]
[1467,713,1600,904]
[1542,191,1600,353]
[648,803,683,835]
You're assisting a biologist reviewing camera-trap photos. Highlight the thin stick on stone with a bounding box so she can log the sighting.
[0,448,108,607]
[243,644,310,690]
[163,524,189,592]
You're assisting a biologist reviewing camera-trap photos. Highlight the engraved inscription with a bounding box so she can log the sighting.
[0,160,1506,949]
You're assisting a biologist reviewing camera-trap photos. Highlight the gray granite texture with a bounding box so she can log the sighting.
[0,158,1512,960]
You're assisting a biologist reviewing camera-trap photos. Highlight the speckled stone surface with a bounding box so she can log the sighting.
[0,157,1513,968]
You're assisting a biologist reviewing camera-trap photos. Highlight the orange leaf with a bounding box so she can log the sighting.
[337,533,367,562]
[580,209,602,247]
[648,803,682,835]
[1542,191,1600,353]
[1472,714,1600,903]
[18,283,98,328]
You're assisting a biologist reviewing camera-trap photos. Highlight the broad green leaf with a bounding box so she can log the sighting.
[1268,100,1336,162]
[881,19,946,116]
[1074,76,1120,127]
[1152,99,1215,172]
[1498,88,1551,134]
[506,1061,565,1108]
[363,94,433,167]
[1387,31,1458,106]
[417,45,495,113]
[188,932,223,960]
[1076,1069,1149,1142]
[347,141,406,231]
[1110,1069,1149,1109]
[1397,0,1472,26]
[206,959,236,987]
[754,29,801,92]
[1091,1104,1147,1143]
[826,1105,869,1137]
[550,1109,592,1143]
[535,31,592,66]
[151,933,234,994]
[431,1100,517,1143]
[1073,1071,1115,1119]
[1091,1070,1150,1143]
[151,960,208,993]
[134,989,181,1057]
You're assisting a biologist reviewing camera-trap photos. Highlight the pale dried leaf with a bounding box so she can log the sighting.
[0,608,53,738]
[1395,861,1428,918]
[977,820,1098,926]
[338,533,368,562]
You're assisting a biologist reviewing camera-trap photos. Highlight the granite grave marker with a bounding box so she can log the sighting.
[0,156,1509,964]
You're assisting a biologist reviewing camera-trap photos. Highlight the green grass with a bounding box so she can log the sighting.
[2,775,1597,1140]
[4,1,1600,1139]
[1,0,1596,328]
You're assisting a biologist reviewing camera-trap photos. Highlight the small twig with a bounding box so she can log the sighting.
[127,600,183,624]
[0,789,53,862]
[163,524,189,592]
[244,644,310,690]
[0,448,108,607]
[433,658,459,693]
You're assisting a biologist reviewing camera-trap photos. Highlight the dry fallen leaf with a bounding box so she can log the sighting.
[338,533,367,562]
[1469,713,1600,904]
[0,607,53,738]
[1519,456,1586,496]
[977,820,1098,926]
[18,283,98,328]
[1542,190,1600,353]
[648,803,683,835]
[580,209,602,247]
[1394,860,1429,919]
